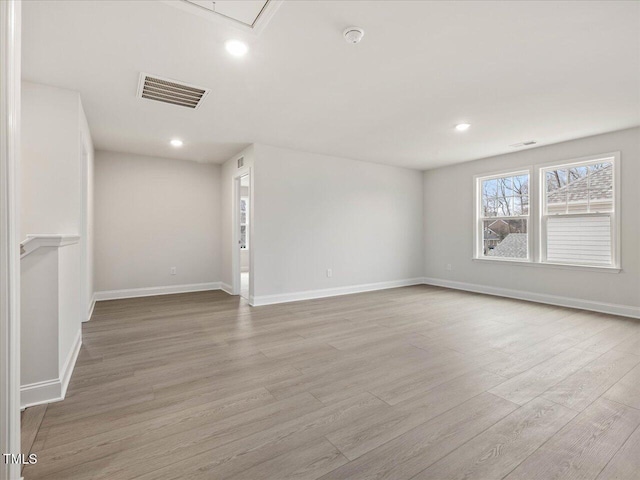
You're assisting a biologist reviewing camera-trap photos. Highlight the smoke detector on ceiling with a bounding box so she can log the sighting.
[344,27,364,44]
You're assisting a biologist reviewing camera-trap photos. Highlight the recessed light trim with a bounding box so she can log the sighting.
[170,139,183,147]
[225,40,248,57]
[455,123,471,131]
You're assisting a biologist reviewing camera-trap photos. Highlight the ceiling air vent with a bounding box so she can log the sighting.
[137,73,210,109]
[509,140,537,148]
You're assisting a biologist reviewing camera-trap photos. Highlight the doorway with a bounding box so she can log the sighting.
[236,173,251,300]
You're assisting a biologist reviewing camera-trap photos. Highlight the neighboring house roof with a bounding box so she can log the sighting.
[547,164,612,204]
[487,233,527,258]
[488,219,509,228]
[483,228,500,241]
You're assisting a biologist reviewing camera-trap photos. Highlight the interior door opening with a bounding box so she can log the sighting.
[239,173,250,300]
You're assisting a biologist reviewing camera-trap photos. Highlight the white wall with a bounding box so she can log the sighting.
[20,248,59,386]
[423,127,640,314]
[252,144,424,300]
[21,82,81,236]
[94,151,221,293]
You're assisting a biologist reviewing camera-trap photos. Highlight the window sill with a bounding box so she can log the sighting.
[472,257,620,273]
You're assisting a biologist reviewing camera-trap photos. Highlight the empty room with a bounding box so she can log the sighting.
[1,1,640,479]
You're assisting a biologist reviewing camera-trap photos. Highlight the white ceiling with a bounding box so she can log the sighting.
[22,1,640,169]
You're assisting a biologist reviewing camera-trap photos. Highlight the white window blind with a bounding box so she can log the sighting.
[546,215,612,265]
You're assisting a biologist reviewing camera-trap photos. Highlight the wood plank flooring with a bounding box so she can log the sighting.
[22,285,640,479]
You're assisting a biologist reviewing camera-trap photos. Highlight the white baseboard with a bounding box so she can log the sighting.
[94,282,222,301]
[251,278,425,306]
[84,292,96,322]
[21,328,82,409]
[422,277,640,319]
[221,282,234,295]
[60,328,82,399]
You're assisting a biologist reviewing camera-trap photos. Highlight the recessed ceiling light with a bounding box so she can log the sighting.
[455,123,471,131]
[225,40,248,57]
[170,139,183,147]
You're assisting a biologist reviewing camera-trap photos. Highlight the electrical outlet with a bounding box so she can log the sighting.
[170,267,177,275]
[446,264,452,271]
[327,268,332,278]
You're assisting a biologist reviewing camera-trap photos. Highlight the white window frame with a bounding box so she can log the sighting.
[538,152,620,269]
[473,168,532,263]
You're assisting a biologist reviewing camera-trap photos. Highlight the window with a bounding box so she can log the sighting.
[476,171,530,260]
[541,156,616,267]
[473,152,619,270]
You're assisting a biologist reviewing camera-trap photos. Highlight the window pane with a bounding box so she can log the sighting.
[496,197,513,217]
[482,178,498,198]
[514,195,529,215]
[513,174,529,196]
[546,215,611,265]
[565,166,590,214]
[568,166,589,182]
[498,176,515,196]
[483,219,528,258]
[546,170,567,214]
[588,163,613,212]
[483,198,498,217]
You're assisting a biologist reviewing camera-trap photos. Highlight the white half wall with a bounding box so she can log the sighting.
[94,151,222,293]
[21,82,90,404]
[252,144,424,300]
[423,127,640,316]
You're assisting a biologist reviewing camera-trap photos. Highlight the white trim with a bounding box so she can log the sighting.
[251,278,425,307]
[471,257,621,273]
[60,329,82,400]
[20,329,81,409]
[422,277,640,319]
[0,1,21,477]
[20,234,80,259]
[221,282,234,295]
[94,282,222,301]
[19,379,62,410]
[85,293,96,322]
[79,134,91,328]
[161,0,283,35]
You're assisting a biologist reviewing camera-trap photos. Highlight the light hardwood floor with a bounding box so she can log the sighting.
[22,285,640,479]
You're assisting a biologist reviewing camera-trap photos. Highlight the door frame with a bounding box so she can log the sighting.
[0,1,22,478]
[80,139,90,322]
[232,167,254,304]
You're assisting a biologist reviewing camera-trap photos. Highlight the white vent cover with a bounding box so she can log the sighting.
[137,73,210,109]
[510,140,537,148]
